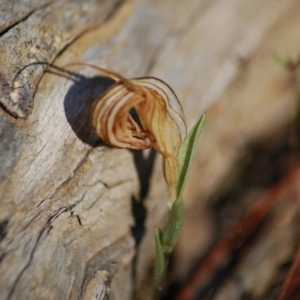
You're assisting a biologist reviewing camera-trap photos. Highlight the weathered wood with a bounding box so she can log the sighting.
[0,0,122,118]
[0,0,50,33]
[1,0,300,299]
[0,1,136,300]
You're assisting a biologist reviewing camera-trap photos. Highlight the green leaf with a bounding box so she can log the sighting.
[163,197,184,253]
[176,113,206,199]
[154,227,167,288]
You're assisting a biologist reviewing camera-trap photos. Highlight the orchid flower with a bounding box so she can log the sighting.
[83,64,187,209]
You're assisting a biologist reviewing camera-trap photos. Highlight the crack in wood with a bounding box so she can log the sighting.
[76,215,82,226]
[54,0,128,62]
[0,220,9,242]
[7,204,76,300]
[0,1,53,35]
[46,205,76,224]
[0,253,6,264]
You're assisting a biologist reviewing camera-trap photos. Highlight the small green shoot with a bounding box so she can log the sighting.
[154,113,206,290]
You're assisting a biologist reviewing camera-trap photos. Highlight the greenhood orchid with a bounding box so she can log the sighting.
[81,64,187,209]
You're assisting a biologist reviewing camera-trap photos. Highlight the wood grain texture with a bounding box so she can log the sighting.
[0,0,51,33]
[0,0,122,118]
[0,1,136,300]
[1,0,300,299]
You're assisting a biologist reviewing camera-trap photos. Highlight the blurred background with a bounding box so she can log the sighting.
[119,0,300,299]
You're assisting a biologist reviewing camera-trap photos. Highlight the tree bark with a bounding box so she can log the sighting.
[1,0,300,299]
